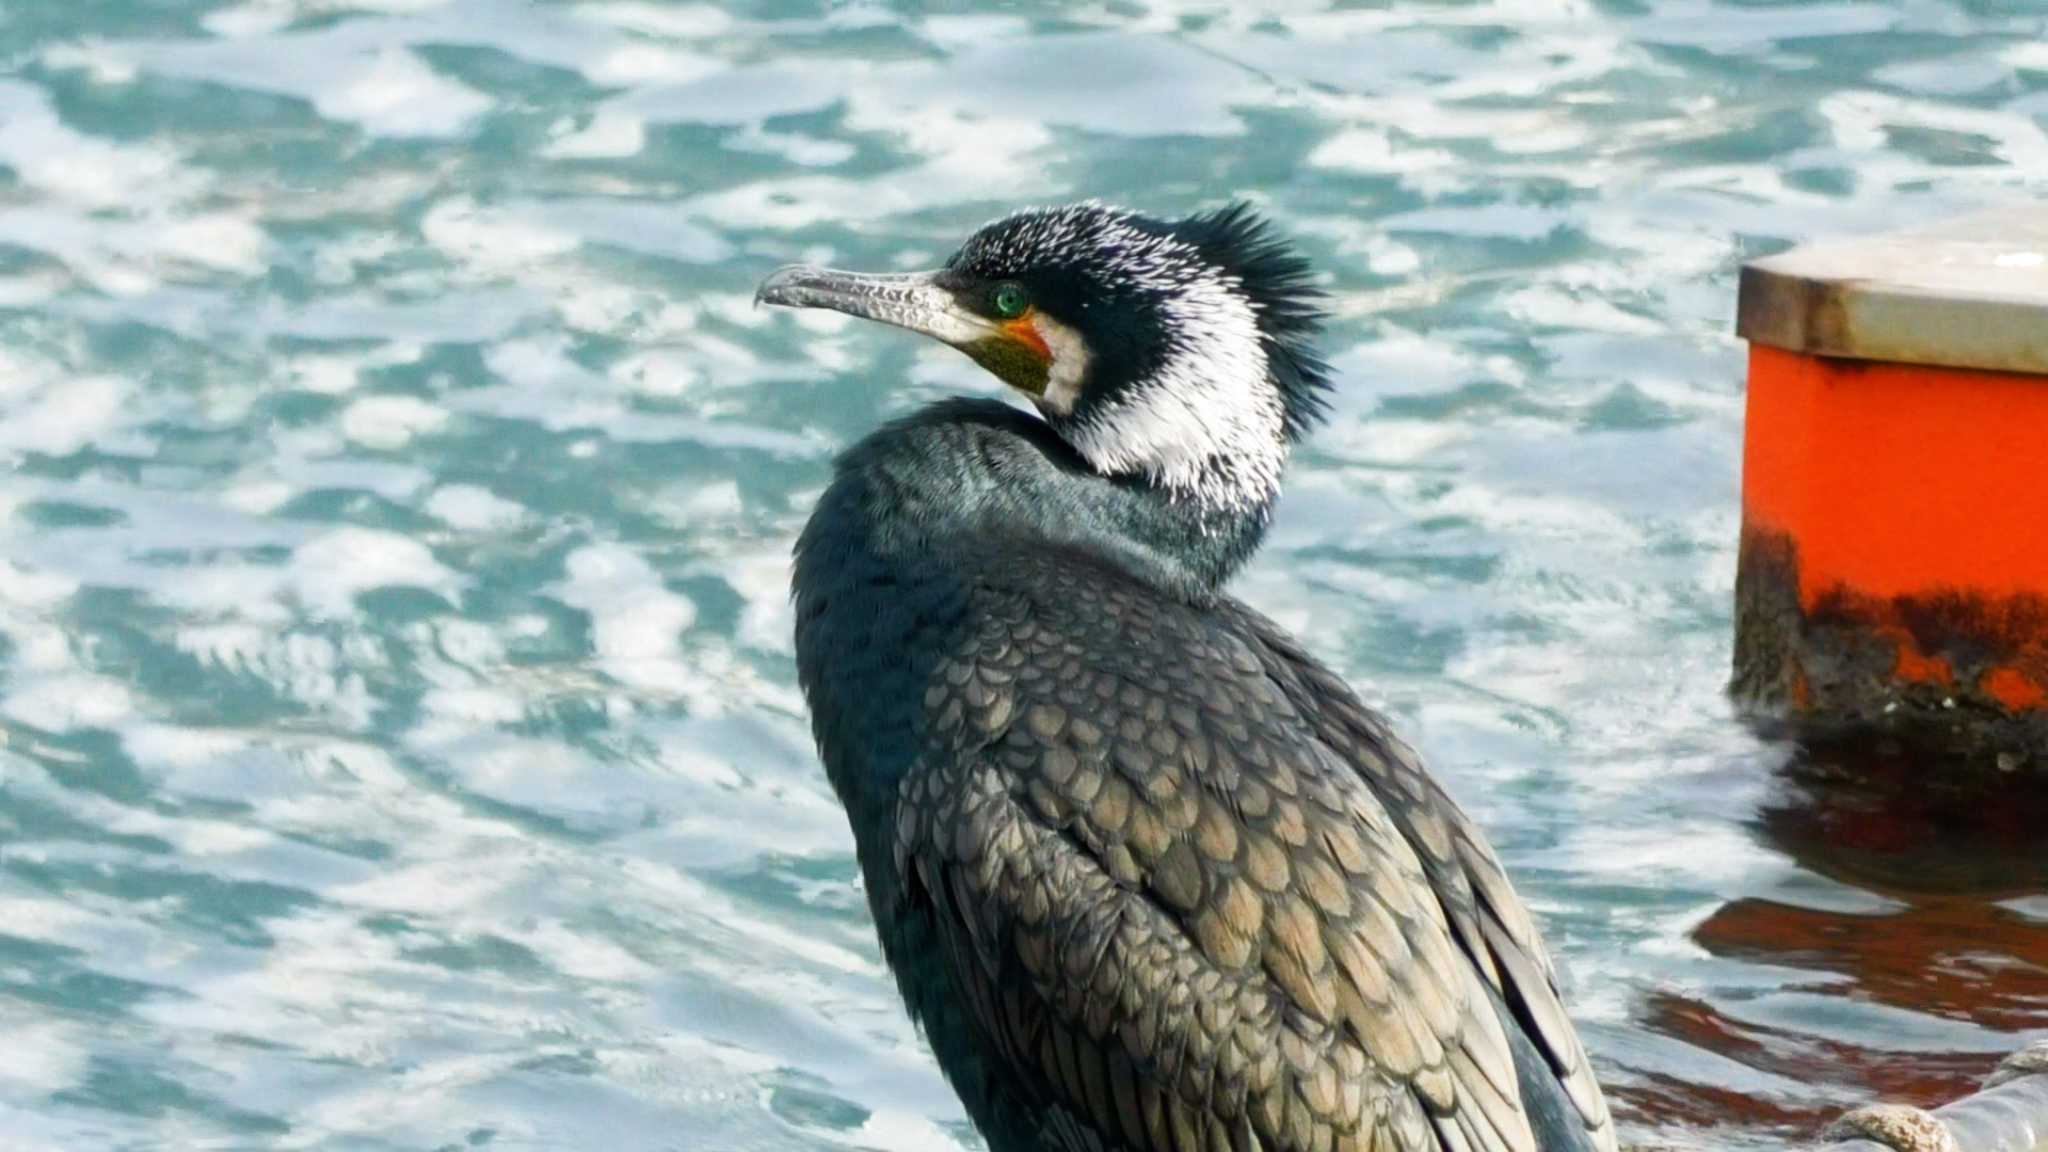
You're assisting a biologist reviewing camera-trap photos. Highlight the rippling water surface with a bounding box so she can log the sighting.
[1,1,2045,1148]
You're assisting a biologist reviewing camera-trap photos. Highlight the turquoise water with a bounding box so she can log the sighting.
[1,1,2045,1148]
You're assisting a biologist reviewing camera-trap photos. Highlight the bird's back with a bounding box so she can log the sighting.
[796,466,1613,1152]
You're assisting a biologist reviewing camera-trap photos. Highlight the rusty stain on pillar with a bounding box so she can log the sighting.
[1733,204,2048,769]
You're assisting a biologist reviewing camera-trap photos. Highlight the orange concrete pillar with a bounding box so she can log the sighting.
[1733,205,2048,767]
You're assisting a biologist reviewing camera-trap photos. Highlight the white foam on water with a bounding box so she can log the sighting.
[157,213,271,274]
[582,42,722,87]
[456,335,821,452]
[611,60,846,133]
[1503,284,1666,334]
[610,349,703,398]
[515,917,658,983]
[1561,820,1783,889]
[1629,0,1899,52]
[466,336,622,430]
[305,752,447,842]
[0,269,67,308]
[660,477,740,521]
[724,126,855,167]
[724,545,795,657]
[836,1110,975,1152]
[426,617,506,672]
[2008,41,2048,72]
[1296,217,1429,282]
[680,91,1059,229]
[424,484,528,532]
[156,563,292,621]
[555,544,697,697]
[112,804,277,858]
[173,625,384,724]
[1333,325,1528,398]
[126,28,492,138]
[421,731,650,826]
[460,197,731,267]
[1308,128,1459,178]
[258,1056,507,1150]
[0,561,81,614]
[1383,199,1581,241]
[0,360,132,458]
[920,32,1260,137]
[421,197,582,270]
[2,672,135,732]
[1821,88,2048,175]
[207,0,458,36]
[1320,417,1469,465]
[143,906,422,1058]
[289,527,461,619]
[613,855,874,976]
[39,41,141,85]
[0,896,96,949]
[309,231,403,286]
[0,85,271,295]
[0,81,184,208]
[573,1,732,39]
[340,395,450,450]
[0,528,146,725]
[0,1017,87,1097]
[324,840,524,919]
[417,684,524,727]
[543,109,649,159]
[1875,53,2015,96]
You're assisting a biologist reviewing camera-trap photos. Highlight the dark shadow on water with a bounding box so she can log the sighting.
[1752,737,2048,897]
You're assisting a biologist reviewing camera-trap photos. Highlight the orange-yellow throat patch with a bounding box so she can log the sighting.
[1001,311,1051,361]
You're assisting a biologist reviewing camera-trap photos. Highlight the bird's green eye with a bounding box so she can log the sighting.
[991,282,1029,319]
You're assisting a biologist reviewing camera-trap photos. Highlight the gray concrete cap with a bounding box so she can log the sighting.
[1738,203,2048,376]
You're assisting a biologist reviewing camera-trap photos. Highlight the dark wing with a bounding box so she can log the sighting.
[892,554,1571,1152]
[1222,605,1617,1152]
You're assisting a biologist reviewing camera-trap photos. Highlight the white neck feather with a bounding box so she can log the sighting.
[1061,271,1286,513]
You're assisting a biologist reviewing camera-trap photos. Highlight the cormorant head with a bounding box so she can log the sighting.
[758,202,1331,512]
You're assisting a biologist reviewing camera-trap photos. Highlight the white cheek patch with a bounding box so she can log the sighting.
[1066,270,1286,513]
[1033,311,1091,416]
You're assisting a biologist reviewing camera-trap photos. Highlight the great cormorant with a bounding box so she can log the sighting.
[759,202,1616,1152]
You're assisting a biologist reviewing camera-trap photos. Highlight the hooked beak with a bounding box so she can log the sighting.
[755,266,996,347]
[758,264,1059,399]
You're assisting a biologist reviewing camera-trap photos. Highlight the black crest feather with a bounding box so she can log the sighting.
[1167,202,1334,441]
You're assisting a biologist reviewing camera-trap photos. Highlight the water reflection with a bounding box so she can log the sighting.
[1629,740,2048,1143]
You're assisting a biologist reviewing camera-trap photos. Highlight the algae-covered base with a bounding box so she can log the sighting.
[1733,528,2048,772]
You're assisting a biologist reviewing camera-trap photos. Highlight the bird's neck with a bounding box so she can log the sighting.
[793,400,1268,837]
[808,399,1272,602]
